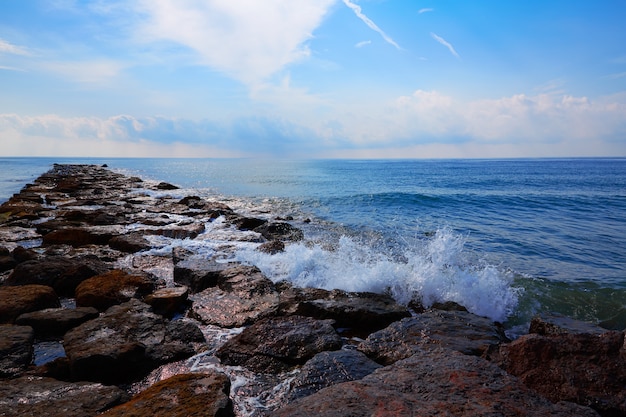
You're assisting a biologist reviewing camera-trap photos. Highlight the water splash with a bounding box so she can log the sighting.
[236,227,521,322]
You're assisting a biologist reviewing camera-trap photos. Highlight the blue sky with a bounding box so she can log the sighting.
[1,0,625,158]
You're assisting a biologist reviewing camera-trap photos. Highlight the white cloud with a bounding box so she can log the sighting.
[355,40,372,48]
[430,32,460,59]
[0,39,30,56]
[135,0,336,86]
[342,0,401,50]
[418,8,434,14]
[42,59,126,84]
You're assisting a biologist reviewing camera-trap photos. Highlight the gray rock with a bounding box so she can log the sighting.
[15,306,99,339]
[358,310,508,365]
[0,324,34,377]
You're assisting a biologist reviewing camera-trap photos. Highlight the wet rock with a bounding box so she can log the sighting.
[15,307,99,339]
[173,254,238,293]
[275,348,600,417]
[148,221,205,239]
[0,324,34,377]
[289,289,410,336]
[5,255,109,296]
[287,349,382,401]
[0,253,16,272]
[108,232,152,253]
[0,376,128,417]
[12,245,38,263]
[358,310,508,365]
[216,315,342,373]
[529,312,609,335]
[257,239,285,254]
[42,227,115,247]
[101,372,233,417]
[145,286,189,317]
[0,285,60,324]
[75,269,156,311]
[234,216,267,231]
[497,331,626,416]
[156,181,179,190]
[189,265,279,327]
[254,221,304,241]
[63,299,204,384]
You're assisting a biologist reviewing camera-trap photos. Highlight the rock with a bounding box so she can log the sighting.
[15,307,99,339]
[0,324,34,376]
[156,182,179,190]
[0,254,16,272]
[234,216,267,231]
[290,289,410,336]
[148,221,205,239]
[358,310,508,365]
[12,245,38,263]
[287,349,382,401]
[63,299,204,383]
[108,233,151,253]
[529,313,609,335]
[173,255,237,293]
[257,239,285,254]
[100,372,233,417]
[42,227,115,247]
[254,221,304,241]
[75,269,156,311]
[275,348,600,417]
[497,331,626,416]
[0,376,128,417]
[145,286,189,317]
[189,265,279,327]
[216,315,342,374]
[0,285,60,324]
[5,255,109,296]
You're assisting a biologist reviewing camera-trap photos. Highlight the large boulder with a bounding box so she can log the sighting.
[75,269,156,311]
[189,265,279,327]
[63,299,205,383]
[216,315,342,374]
[42,227,115,247]
[5,255,109,296]
[0,376,127,417]
[286,349,382,401]
[172,249,238,293]
[101,372,233,417]
[15,307,99,339]
[0,324,34,377]
[497,331,626,416]
[0,285,60,324]
[275,348,600,417]
[358,310,508,365]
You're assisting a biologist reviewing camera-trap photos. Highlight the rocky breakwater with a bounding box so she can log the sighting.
[0,163,622,416]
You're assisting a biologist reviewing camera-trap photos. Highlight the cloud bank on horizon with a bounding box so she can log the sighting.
[0,0,625,158]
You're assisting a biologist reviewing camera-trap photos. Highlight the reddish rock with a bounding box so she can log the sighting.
[101,372,233,417]
[275,348,600,417]
[0,324,35,376]
[529,313,609,336]
[358,310,508,365]
[0,285,60,324]
[15,306,99,339]
[75,269,156,311]
[5,255,109,296]
[145,286,189,317]
[108,232,151,253]
[216,315,342,374]
[42,227,114,247]
[497,331,626,416]
[0,376,128,417]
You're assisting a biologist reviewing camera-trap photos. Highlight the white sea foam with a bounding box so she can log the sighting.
[235,227,521,322]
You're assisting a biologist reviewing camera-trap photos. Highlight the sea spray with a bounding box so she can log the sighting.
[236,226,521,323]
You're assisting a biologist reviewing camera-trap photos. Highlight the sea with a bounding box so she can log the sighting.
[1,157,625,335]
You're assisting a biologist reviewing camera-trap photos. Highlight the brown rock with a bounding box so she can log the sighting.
[257,239,285,254]
[101,372,233,417]
[173,254,237,293]
[0,376,128,417]
[42,227,114,247]
[216,315,342,373]
[529,313,609,335]
[497,331,626,416]
[0,285,60,324]
[5,255,109,296]
[63,299,204,383]
[275,348,600,417]
[75,269,155,311]
[0,324,34,376]
[253,221,304,241]
[145,286,189,317]
[108,233,151,253]
[358,310,508,365]
[15,306,99,339]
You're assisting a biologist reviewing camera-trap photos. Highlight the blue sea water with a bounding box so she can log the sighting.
[1,157,625,332]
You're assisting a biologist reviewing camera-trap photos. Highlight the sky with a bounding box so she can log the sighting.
[1,0,625,158]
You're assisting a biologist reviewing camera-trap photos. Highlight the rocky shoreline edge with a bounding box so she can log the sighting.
[0,163,624,416]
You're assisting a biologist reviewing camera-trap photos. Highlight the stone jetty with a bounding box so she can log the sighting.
[0,164,623,416]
